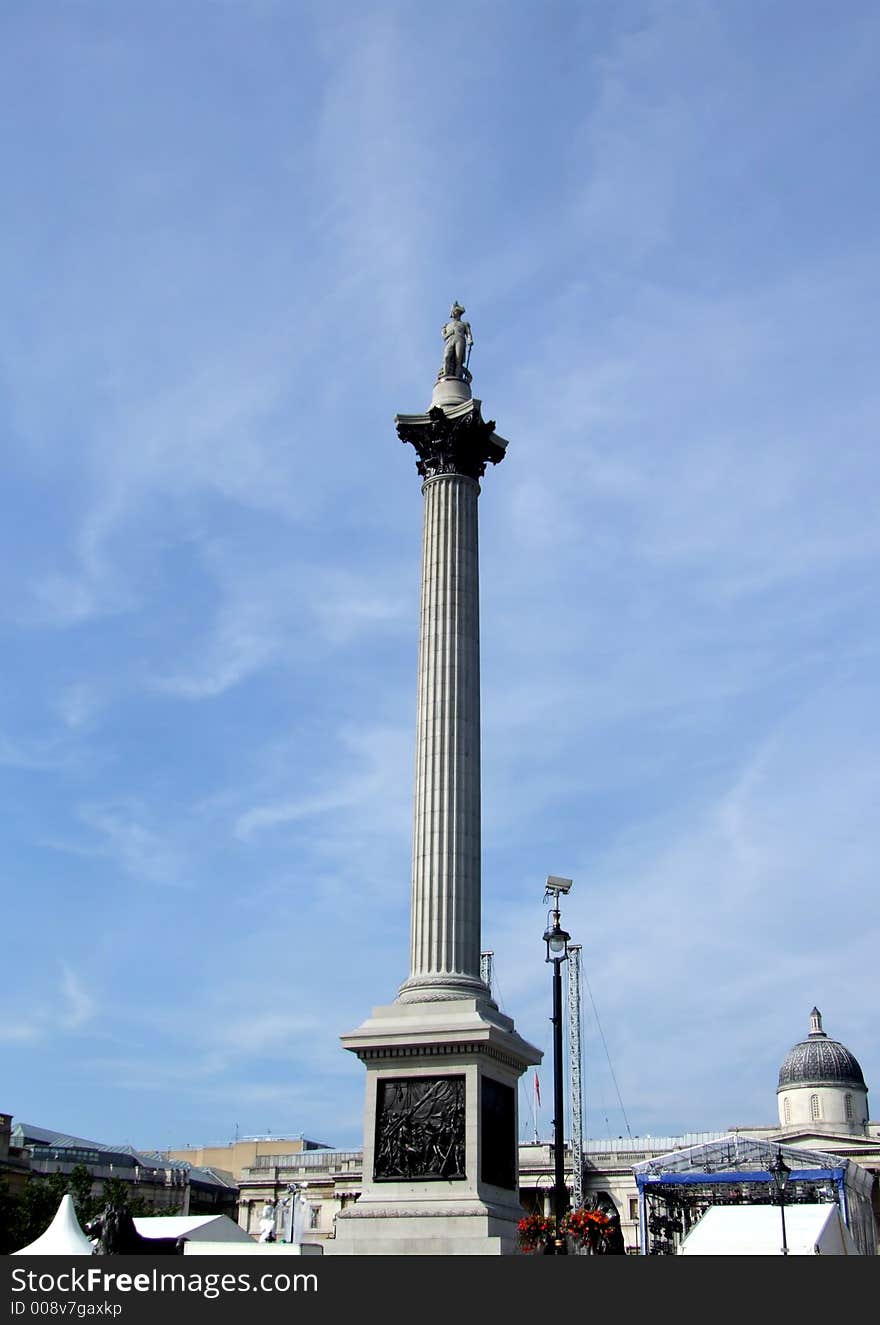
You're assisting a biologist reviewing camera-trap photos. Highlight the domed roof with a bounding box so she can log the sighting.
[777,1008,866,1091]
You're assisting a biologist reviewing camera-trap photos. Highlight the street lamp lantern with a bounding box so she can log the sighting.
[768,1149,791,1256]
[768,1149,791,1196]
[542,876,573,1255]
[543,917,571,963]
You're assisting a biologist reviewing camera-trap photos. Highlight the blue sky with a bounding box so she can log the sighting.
[2,0,878,1154]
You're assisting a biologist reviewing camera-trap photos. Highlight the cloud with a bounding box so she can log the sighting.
[0,965,97,1044]
[75,802,187,886]
[55,683,101,731]
[234,721,410,844]
[480,676,880,1134]
[152,551,409,702]
[0,1023,43,1044]
[1,1,877,1153]
[0,732,72,771]
[59,965,97,1030]
[208,1014,321,1057]
[154,574,287,700]
[309,573,407,646]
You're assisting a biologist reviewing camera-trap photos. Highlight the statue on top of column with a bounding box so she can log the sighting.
[438,302,473,384]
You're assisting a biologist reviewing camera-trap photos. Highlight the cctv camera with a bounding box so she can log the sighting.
[545,875,573,894]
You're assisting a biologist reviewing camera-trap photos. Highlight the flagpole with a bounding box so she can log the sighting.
[534,1072,540,1144]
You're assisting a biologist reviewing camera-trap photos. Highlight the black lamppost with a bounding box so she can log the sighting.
[543,876,572,1255]
[284,1183,299,1244]
[768,1149,791,1256]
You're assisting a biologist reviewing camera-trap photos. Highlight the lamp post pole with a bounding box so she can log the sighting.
[768,1149,790,1256]
[285,1184,298,1245]
[550,943,567,1254]
[543,877,573,1256]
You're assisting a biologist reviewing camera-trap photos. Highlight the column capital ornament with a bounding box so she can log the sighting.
[395,399,508,481]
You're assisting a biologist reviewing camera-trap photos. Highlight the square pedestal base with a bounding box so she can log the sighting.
[328,997,541,1257]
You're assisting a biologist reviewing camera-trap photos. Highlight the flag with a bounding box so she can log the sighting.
[534,1072,541,1107]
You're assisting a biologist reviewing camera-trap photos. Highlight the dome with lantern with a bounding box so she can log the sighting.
[777,1008,869,1135]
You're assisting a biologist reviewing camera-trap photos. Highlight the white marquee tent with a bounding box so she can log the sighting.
[12,1195,94,1256]
[133,1214,253,1242]
[678,1203,857,1256]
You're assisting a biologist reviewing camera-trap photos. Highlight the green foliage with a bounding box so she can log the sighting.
[0,1178,21,1256]
[100,1176,153,1218]
[0,1170,66,1254]
[67,1163,102,1227]
[102,1177,129,1210]
[0,1164,156,1253]
[20,1171,68,1248]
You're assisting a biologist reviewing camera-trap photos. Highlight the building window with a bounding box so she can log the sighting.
[629,1198,639,1222]
[845,1094,853,1120]
[783,1097,791,1124]
[810,1094,821,1121]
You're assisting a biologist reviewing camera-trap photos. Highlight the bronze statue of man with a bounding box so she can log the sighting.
[439,302,473,382]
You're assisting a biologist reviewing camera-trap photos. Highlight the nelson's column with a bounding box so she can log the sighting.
[330,305,541,1256]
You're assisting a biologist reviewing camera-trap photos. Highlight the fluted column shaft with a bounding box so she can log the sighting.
[397,472,485,1001]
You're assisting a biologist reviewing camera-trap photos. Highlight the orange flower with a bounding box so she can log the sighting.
[563,1207,613,1246]
[517,1212,556,1250]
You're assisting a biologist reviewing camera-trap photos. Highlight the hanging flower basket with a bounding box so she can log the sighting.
[517,1211,556,1252]
[563,1206,614,1251]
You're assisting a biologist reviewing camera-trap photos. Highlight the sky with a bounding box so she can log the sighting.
[1,0,878,1156]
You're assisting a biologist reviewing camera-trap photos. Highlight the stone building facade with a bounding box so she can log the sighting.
[233,1009,878,1253]
[10,1120,239,1218]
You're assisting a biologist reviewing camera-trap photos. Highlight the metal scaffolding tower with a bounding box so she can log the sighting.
[480,950,494,994]
[567,943,584,1209]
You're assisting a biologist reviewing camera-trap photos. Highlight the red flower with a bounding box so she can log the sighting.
[517,1212,556,1251]
[563,1207,613,1247]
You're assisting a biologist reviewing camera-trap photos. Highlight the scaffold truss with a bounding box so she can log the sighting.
[567,944,584,1209]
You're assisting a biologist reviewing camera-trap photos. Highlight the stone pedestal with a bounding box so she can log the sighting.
[431,375,472,410]
[332,368,541,1255]
[329,999,538,1255]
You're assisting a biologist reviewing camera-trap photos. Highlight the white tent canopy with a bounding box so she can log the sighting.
[13,1195,94,1256]
[678,1203,857,1256]
[133,1214,253,1243]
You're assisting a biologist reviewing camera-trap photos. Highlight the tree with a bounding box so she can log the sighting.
[102,1176,153,1218]
[0,1178,21,1256]
[0,1164,169,1252]
[67,1164,103,1228]
[0,1171,67,1253]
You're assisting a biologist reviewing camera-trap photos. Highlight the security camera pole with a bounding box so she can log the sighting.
[543,876,573,1254]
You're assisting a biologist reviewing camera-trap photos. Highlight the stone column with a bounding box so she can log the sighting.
[399,467,484,1002]
[332,332,541,1257]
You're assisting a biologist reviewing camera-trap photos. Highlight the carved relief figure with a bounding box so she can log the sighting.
[374,1076,466,1181]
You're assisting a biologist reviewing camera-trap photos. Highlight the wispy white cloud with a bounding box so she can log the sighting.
[0,965,97,1044]
[209,1013,321,1057]
[154,585,286,700]
[55,682,101,731]
[59,964,97,1030]
[0,1022,43,1043]
[1,1,877,1151]
[0,732,72,771]
[75,802,187,887]
[482,677,880,1133]
[310,573,407,646]
[234,721,410,845]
